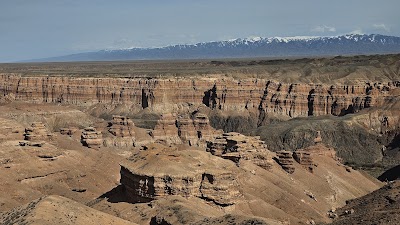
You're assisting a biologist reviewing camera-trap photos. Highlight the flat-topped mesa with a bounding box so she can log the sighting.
[120,149,241,206]
[293,149,314,173]
[81,127,102,148]
[24,122,52,141]
[207,132,273,169]
[276,150,295,174]
[152,113,181,144]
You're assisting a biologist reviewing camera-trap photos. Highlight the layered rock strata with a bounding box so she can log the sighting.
[1,75,397,119]
[104,115,136,147]
[153,112,222,146]
[81,127,102,148]
[176,115,198,145]
[206,132,273,169]
[307,131,338,160]
[293,150,314,173]
[24,122,51,141]
[276,151,295,174]
[120,149,241,205]
[60,127,78,136]
[304,144,337,160]
[152,113,181,144]
[108,115,135,137]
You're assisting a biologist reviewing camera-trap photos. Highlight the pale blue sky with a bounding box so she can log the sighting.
[0,0,399,62]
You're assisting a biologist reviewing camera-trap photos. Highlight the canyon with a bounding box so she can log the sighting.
[0,54,399,224]
[1,61,399,169]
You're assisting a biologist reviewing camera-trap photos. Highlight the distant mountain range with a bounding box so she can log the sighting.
[32,34,400,62]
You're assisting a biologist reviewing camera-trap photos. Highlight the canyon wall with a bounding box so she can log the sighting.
[1,74,398,119]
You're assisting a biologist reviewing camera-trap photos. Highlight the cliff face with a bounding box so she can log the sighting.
[1,74,397,119]
[120,149,241,206]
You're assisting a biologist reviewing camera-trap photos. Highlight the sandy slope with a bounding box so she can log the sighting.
[0,195,136,225]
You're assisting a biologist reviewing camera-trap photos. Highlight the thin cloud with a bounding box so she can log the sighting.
[311,25,336,33]
[373,23,390,32]
[349,28,364,35]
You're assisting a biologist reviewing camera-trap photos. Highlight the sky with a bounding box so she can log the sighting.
[0,0,399,62]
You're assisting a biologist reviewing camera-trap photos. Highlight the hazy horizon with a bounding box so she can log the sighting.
[1,0,399,62]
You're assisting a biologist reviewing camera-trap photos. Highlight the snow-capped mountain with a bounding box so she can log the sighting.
[34,34,400,62]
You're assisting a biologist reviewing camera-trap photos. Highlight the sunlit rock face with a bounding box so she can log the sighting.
[1,74,397,118]
[120,148,241,205]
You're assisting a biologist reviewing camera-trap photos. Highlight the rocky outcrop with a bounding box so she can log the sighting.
[120,149,241,206]
[0,75,397,119]
[60,127,78,136]
[24,122,52,141]
[108,115,135,137]
[206,136,227,157]
[177,112,222,146]
[305,132,338,160]
[81,127,102,148]
[152,113,181,144]
[103,115,136,148]
[19,140,45,147]
[176,115,198,145]
[276,151,295,174]
[314,131,322,144]
[293,150,314,173]
[304,144,337,160]
[193,113,217,140]
[206,132,273,169]
[153,112,222,146]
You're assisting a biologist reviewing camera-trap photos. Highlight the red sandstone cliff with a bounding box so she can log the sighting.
[1,74,398,119]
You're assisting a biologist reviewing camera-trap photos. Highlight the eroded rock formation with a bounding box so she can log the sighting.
[314,131,322,144]
[1,75,397,119]
[153,112,222,146]
[108,115,135,137]
[103,115,136,148]
[276,151,295,174]
[152,113,180,144]
[23,122,51,141]
[176,115,198,145]
[293,150,314,173]
[120,148,241,206]
[81,127,102,148]
[60,127,78,136]
[206,132,273,169]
